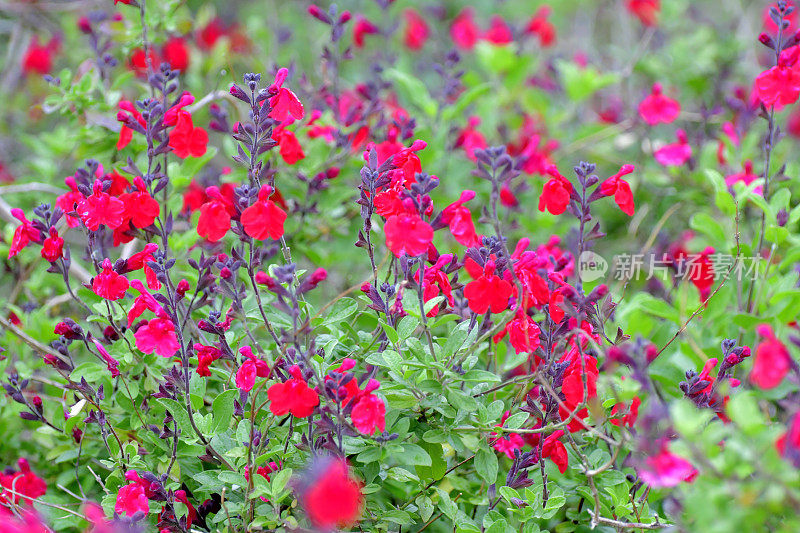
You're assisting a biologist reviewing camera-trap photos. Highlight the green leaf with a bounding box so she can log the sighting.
[156,398,195,438]
[474,448,499,483]
[385,68,437,117]
[398,443,432,467]
[211,389,237,434]
[417,495,435,522]
[503,412,528,430]
[270,467,292,496]
[327,297,358,322]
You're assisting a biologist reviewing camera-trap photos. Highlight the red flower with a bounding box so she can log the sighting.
[353,16,379,48]
[654,129,692,167]
[639,442,697,488]
[40,228,64,263]
[751,324,791,389]
[268,366,319,418]
[417,254,455,317]
[454,116,487,161]
[403,9,430,50]
[542,431,569,473]
[273,125,305,165]
[194,344,222,377]
[599,164,635,216]
[135,318,179,358]
[0,459,46,505]
[162,37,189,71]
[450,8,480,50]
[351,380,386,435]
[755,45,800,107]
[115,483,149,516]
[491,411,525,459]
[196,188,232,242]
[610,397,641,427]
[56,177,84,226]
[120,177,160,228]
[538,166,573,215]
[626,0,660,27]
[483,16,513,45]
[174,490,197,527]
[129,47,160,77]
[384,212,433,257]
[764,2,798,34]
[301,458,363,529]
[128,279,168,326]
[526,6,556,47]
[241,185,288,241]
[325,359,361,406]
[168,111,208,158]
[116,100,147,150]
[127,243,161,290]
[776,411,800,467]
[92,259,129,300]
[464,261,513,314]
[441,190,480,247]
[22,36,59,75]
[493,310,542,354]
[77,180,126,231]
[8,209,41,258]
[638,83,680,125]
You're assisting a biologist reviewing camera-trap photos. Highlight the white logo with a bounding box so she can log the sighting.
[578,251,608,282]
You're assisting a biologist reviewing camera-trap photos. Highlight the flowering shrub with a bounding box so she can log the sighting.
[2,0,800,531]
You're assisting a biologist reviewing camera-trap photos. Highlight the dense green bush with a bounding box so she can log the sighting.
[1,1,800,532]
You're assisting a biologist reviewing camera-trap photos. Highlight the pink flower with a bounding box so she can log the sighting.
[725,160,762,194]
[235,346,269,392]
[134,318,179,358]
[115,483,149,516]
[93,339,120,378]
[483,16,513,45]
[755,45,800,107]
[450,8,480,50]
[654,129,692,167]
[491,412,525,459]
[353,16,379,48]
[268,69,305,122]
[92,259,129,301]
[638,83,680,125]
[639,443,697,488]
